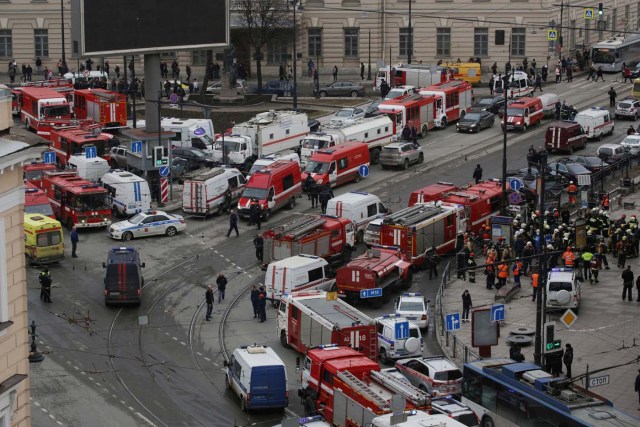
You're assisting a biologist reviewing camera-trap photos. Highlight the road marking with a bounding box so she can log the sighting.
[196,352,202,356]
[73,366,79,370]
[204,357,210,361]
[88,376,94,381]
[41,408,48,413]
[180,341,186,346]
[172,336,178,341]
[135,412,156,426]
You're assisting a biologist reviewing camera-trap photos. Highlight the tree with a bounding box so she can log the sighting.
[234,0,292,92]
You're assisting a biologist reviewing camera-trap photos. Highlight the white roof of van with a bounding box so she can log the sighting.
[329,191,379,203]
[234,345,285,367]
[373,412,466,426]
[102,170,147,183]
[270,254,327,269]
[576,107,609,118]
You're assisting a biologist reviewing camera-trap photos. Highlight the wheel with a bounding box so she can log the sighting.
[421,125,428,138]
[319,91,328,97]
[441,118,448,128]
[403,159,409,170]
[122,231,134,242]
[379,348,390,364]
[350,90,359,98]
[418,153,424,164]
[609,126,615,135]
[280,330,291,348]
[287,197,296,209]
[165,226,177,237]
[240,397,248,412]
[481,416,496,427]
[370,149,381,164]
[354,173,361,183]
[217,203,225,216]
[522,124,528,133]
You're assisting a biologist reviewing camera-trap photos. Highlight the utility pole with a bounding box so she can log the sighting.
[407,0,413,65]
[559,1,565,75]
[60,0,66,70]
[501,42,511,214]
[534,151,548,366]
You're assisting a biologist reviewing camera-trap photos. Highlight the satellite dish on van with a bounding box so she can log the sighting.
[193,127,206,136]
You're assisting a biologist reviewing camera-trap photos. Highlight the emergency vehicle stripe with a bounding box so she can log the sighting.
[350,330,360,348]
[133,182,141,202]
[262,132,309,148]
[352,271,360,282]
[393,229,402,246]
[336,201,343,217]
[110,103,116,123]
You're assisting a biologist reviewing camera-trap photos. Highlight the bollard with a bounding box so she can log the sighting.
[28,321,45,363]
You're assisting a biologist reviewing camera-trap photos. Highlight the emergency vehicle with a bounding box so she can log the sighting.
[49,125,113,167]
[501,97,544,132]
[408,182,457,207]
[375,64,445,90]
[19,86,72,137]
[419,80,474,128]
[302,142,370,188]
[277,291,377,360]
[74,89,127,129]
[545,120,588,153]
[436,180,503,234]
[443,62,482,84]
[24,182,55,218]
[573,107,615,140]
[492,71,533,99]
[371,412,468,427]
[378,94,438,137]
[41,171,112,229]
[17,78,75,114]
[11,88,21,116]
[299,345,432,426]
[265,255,335,301]
[262,214,355,266]
[335,247,412,307]
[24,162,57,188]
[182,167,246,216]
[101,170,152,217]
[23,213,65,265]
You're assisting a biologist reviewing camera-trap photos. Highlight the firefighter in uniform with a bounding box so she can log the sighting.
[562,246,576,268]
[512,259,523,287]
[467,253,477,283]
[497,262,509,289]
[567,181,578,207]
[531,270,540,301]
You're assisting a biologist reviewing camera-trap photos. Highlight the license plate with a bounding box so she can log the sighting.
[110,292,120,296]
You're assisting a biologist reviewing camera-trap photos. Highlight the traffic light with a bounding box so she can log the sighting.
[598,3,604,16]
[153,146,168,167]
[544,322,562,353]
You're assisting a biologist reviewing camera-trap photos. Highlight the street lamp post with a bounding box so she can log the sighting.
[407,0,413,65]
[291,0,303,110]
[60,0,66,70]
[533,151,548,366]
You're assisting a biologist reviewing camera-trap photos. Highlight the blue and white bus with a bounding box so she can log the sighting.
[461,358,638,427]
[591,34,640,72]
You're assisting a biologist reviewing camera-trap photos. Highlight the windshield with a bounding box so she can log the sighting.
[37,231,62,247]
[71,141,106,156]
[477,98,494,105]
[593,48,616,64]
[25,170,44,181]
[302,139,328,150]
[398,301,424,312]
[622,137,640,145]
[386,90,404,99]
[304,161,330,174]
[44,105,70,118]
[128,213,145,225]
[549,281,572,292]
[242,187,268,200]
[507,107,524,117]
[73,193,109,211]
[335,110,353,117]
[463,113,481,121]
[213,140,241,152]
[434,369,462,381]
[25,203,54,216]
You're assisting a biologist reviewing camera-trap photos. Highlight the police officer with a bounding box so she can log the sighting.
[251,200,262,229]
[254,233,264,263]
[40,268,52,303]
[319,186,332,214]
[250,285,260,318]
[39,267,51,301]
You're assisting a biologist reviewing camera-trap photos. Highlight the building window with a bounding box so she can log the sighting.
[474,28,488,57]
[0,31,11,58]
[192,50,207,66]
[267,40,289,64]
[626,4,631,28]
[34,29,48,58]
[344,28,359,57]
[511,28,526,56]
[308,28,322,58]
[436,28,451,57]
[399,28,413,57]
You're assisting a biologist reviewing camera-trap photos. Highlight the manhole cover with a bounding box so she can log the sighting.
[506,334,533,345]
[510,327,535,335]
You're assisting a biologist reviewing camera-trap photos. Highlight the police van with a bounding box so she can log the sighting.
[545,268,580,314]
[101,170,152,217]
[375,314,423,364]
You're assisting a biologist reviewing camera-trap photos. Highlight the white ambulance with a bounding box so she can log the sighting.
[573,107,615,140]
[182,167,246,216]
[264,255,335,301]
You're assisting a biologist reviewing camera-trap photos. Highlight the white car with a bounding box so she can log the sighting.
[384,85,416,100]
[332,107,365,122]
[395,292,430,330]
[205,80,248,95]
[109,210,186,241]
[620,134,640,154]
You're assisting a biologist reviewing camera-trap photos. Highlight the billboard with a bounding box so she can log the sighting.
[78,0,229,56]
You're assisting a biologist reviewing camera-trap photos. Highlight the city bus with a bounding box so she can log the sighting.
[591,33,640,73]
[461,358,638,427]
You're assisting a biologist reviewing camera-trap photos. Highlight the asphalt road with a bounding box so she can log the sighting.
[27,76,636,427]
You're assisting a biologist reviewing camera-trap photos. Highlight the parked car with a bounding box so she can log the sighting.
[205,80,247,95]
[456,111,495,133]
[615,97,640,120]
[596,143,628,163]
[364,101,382,118]
[395,356,463,397]
[332,107,365,122]
[171,147,216,170]
[384,85,416,100]
[171,157,189,182]
[620,134,640,154]
[109,146,128,168]
[547,161,592,183]
[471,95,505,114]
[318,81,365,97]
[109,210,187,241]
[380,141,424,170]
[254,80,291,96]
[564,155,608,172]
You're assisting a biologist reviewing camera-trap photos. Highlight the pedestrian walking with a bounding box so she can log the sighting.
[70,226,79,258]
[462,290,472,322]
[532,73,543,93]
[257,287,267,322]
[596,66,605,82]
[226,209,239,237]
[360,62,365,81]
[332,65,338,82]
[624,66,631,83]
[251,201,262,230]
[379,80,390,99]
[608,87,617,108]
[254,233,264,264]
[250,285,260,318]
[319,186,331,214]
[310,180,319,209]
[622,265,634,301]
[555,100,562,120]
[555,65,561,83]
[39,267,51,302]
[563,343,573,378]
[472,164,483,184]
[205,285,214,321]
[216,273,227,302]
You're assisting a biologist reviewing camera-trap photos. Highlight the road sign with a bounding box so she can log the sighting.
[560,308,578,328]
[85,146,97,159]
[491,304,505,322]
[169,93,180,103]
[395,321,410,340]
[359,164,369,177]
[508,192,522,205]
[82,69,90,78]
[158,166,170,177]
[326,291,338,301]
[584,8,594,19]
[577,174,591,186]
[547,30,558,41]
[360,288,382,299]
[588,375,610,388]
[131,140,142,153]
[43,151,56,164]
[445,313,461,332]
[509,177,524,191]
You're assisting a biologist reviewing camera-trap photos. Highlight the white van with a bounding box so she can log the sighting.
[493,71,532,98]
[375,314,423,364]
[372,412,467,427]
[325,191,389,242]
[134,118,216,153]
[68,155,110,181]
[536,93,560,119]
[182,167,246,216]
[545,267,580,314]
[63,71,108,85]
[224,344,288,411]
[265,255,335,301]
[574,107,615,140]
[101,170,152,217]
[246,153,301,180]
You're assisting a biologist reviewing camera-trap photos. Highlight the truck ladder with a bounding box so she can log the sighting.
[337,371,390,410]
[383,204,442,226]
[272,215,326,238]
[442,191,480,201]
[370,370,431,408]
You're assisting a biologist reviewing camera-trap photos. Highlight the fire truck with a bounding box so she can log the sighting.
[262,214,355,268]
[20,86,72,137]
[74,89,127,129]
[11,88,21,116]
[24,162,57,188]
[49,125,113,166]
[277,291,377,360]
[378,94,439,137]
[375,64,447,90]
[408,182,457,207]
[41,171,112,229]
[299,345,432,426]
[436,180,503,234]
[335,247,412,307]
[419,80,474,128]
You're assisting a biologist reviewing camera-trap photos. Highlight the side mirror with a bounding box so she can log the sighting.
[141,262,146,268]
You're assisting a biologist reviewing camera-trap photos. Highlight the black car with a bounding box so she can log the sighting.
[171,147,216,170]
[456,111,495,133]
[563,156,608,173]
[471,95,505,114]
[364,101,382,118]
[547,161,592,183]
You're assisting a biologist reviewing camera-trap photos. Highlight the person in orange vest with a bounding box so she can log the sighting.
[531,269,540,301]
[562,246,576,268]
[600,193,610,211]
[485,257,496,290]
[497,263,509,288]
[512,259,523,287]
[567,181,578,206]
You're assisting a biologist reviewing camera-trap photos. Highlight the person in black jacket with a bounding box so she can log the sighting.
[472,164,483,184]
[254,233,264,263]
[205,285,214,321]
[250,285,260,318]
[635,369,640,406]
[622,265,634,301]
[227,209,239,237]
[563,343,573,377]
[257,287,267,322]
[462,290,472,322]
[319,187,332,214]
[216,273,228,302]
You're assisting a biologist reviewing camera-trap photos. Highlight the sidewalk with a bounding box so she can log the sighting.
[437,189,640,416]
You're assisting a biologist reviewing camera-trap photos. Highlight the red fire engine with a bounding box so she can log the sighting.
[11,88,21,116]
[24,162,58,188]
[41,171,112,229]
[436,180,503,234]
[377,94,439,137]
[335,247,412,307]
[20,87,72,138]
[24,182,55,219]
[49,125,113,166]
[262,214,355,267]
[408,182,458,207]
[419,80,474,128]
[74,89,127,129]
[300,345,432,426]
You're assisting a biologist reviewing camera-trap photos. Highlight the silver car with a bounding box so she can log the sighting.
[380,141,424,170]
[615,98,640,120]
[109,146,128,168]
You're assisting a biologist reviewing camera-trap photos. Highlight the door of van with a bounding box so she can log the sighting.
[267,186,276,210]
[328,161,338,186]
[345,221,356,246]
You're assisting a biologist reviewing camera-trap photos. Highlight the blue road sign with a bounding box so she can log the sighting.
[491,304,505,322]
[445,313,461,332]
[395,321,410,340]
[169,93,180,103]
[359,164,369,177]
[360,287,382,299]
[508,192,522,205]
[131,140,142,153]
[509,177,523,191]
[85,146,97,159]
[159,166,170,177]
[43,151,56,164]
